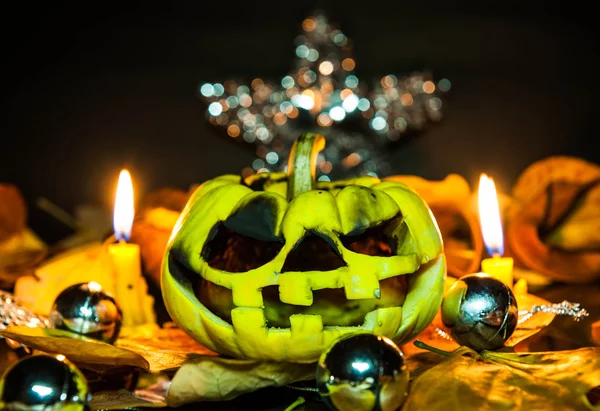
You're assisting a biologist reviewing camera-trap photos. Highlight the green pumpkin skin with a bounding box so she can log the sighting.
[162,134,446,362]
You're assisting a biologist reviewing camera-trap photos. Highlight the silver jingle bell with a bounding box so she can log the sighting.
[50,282,122,344]
[0,353,91,410]
[441,273,518,351]
[316,333,409,411]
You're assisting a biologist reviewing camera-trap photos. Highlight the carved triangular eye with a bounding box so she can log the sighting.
[281,232,346,272]
[202,223,284,272]
[340,217,403,256]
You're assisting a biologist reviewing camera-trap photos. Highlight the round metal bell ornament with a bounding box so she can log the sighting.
[316,333,409,411]
[441,273,518,351]
[0,353,91,410]
[49,282,122,344]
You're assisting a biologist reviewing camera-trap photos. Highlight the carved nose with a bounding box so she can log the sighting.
[281,232,347,272]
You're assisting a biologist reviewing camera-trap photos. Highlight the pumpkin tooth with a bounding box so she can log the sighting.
[231,307,267,341]
[289,314,324,338]
[344,272,380,300]
[278,274,313,306]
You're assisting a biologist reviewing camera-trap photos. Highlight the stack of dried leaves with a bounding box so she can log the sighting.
[0,326,315,409]
[0,318,598,410]
[2,284,594,410]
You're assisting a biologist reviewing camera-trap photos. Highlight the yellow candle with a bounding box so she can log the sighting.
[478,174,514,288]
[108,169,156,327]
[481,254,513,288]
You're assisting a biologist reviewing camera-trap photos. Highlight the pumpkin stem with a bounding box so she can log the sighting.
[287,133,326,200]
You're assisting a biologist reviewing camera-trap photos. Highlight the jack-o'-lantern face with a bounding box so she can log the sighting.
[162,134,446,362]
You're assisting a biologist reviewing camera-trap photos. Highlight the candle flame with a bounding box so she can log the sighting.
[478,173,504,256]
[114,169,135,242]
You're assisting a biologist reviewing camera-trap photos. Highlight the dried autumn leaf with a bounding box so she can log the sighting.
[506,292,556,347]
[130,207,180,287]
[90,389,166,410]
[116,327,218,373]
[403,346,600,411]
[0,184,26,241]
[0,326,149,372]
[0,229,47,289]
[138,187,190,212]
[507,157,600,283]
[593,321,600,346]
[14,242,113,316]
[166,357,315,405]
[383,174,483,278]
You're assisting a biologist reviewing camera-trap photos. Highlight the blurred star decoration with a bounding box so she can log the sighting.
[199,12,451,180]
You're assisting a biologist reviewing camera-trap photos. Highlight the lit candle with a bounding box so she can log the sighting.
[478,173,513,288]
[107,169,156,327]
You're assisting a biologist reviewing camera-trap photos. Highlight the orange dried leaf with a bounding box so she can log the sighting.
[0,184,26,241]
[116,328,218,373]
[130,208,180,287]
[90,389,166,410]
[593,321,600,346]
[508,157,600,283]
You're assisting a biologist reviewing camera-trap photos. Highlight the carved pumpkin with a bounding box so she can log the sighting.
[161,134,446,362]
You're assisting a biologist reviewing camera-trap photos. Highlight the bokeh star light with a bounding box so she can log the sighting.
[199,12,451,180]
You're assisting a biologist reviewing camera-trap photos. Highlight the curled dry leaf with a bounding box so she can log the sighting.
[116,327,218,373]
[507,156,600,283]
[130,208,180,287]
[593,321,600,347]
[0,326,149,372]
[167,357,315,406]
[0,185,47,288]
[384,174,483,278]
[0,184,26,241]
[403,346,600,411]
[90,389,166,410]
[130,187,189,286]
[138,187,191,212]
[90,374,170,410]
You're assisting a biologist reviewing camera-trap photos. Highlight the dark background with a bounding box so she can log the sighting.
[1,1,598,242]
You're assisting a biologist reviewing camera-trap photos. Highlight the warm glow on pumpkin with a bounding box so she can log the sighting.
[114,169,135,242]
[478,173,504,256]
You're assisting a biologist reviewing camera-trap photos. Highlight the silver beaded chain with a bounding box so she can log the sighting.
[0,290,49,334]
[433,300,589,341]
[516,300,588,324]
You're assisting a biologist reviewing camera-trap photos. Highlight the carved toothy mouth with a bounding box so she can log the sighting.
[168,255,410,330]
[168,220,412,330]
[168,214,425,331]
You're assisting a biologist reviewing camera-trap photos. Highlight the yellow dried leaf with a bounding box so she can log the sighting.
[404,346,600,411]
[167,357,315,405]
[0,326,149,372]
